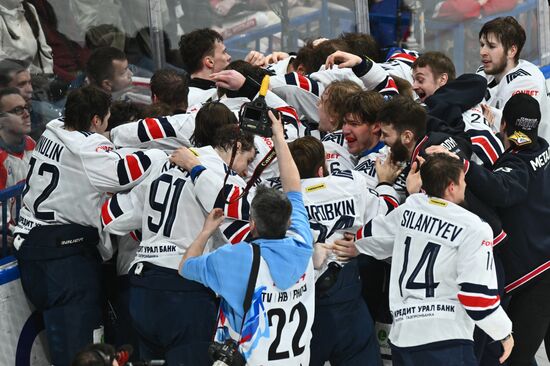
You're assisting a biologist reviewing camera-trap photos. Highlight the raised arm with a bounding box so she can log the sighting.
[269,110,300,193]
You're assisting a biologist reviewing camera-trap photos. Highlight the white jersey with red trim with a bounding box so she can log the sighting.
[355,193,512,347]
[299,170,398,274]
[110,114,195,151]
[265,55,295,76]
[14,119,166,259]
[321,131,356,174]
[270,71,323,123]
[380,48,420,85]
[0,136,35,231]
[102,146,251,270]
[462,105,504,167]
[477,59,550,141]
[0,136,35,190]
[215,255,315,366]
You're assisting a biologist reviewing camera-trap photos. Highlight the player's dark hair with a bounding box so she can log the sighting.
[420,153,464,199]
[293,39,350,74]
[344,90,385,125]
[0,87,23,110]
[179,28,223,74]
[412,51,456,81]
[71,343,116,366]
[392,75,414,99]
[142,102,173,119]
[64,86,111,131]
[321,80,362,130]
[0,59,27,88]
[86,46,127,87]
[377,95,427,138]
[211,124,255,153]
[108,100,145,131]
[251,185,292,239]
[150,69,188,110]
[289,136,327,179]
[479,16,526,63]
[338,32,380,62]
[192,101,238,147]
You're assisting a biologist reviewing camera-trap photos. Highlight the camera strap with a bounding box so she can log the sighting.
[237,243,261,343]
[222,140,277,204]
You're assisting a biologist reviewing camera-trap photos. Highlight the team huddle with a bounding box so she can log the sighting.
[9,14,550,366]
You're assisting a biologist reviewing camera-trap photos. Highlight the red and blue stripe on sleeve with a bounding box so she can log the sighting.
[117,151,152,185]
[458,282,501,321]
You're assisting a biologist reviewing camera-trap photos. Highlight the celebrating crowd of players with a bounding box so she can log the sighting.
[3,13,550,366]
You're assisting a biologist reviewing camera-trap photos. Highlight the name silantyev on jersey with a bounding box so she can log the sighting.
[216,254,315,365]
[358,194,509,347]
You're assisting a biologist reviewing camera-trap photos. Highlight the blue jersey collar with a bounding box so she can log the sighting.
[359,141,385,157]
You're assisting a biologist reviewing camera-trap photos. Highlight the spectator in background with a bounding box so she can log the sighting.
[0,88,35,239]
[431,0,518,22]
[86,46,133,96]
[0,59,33,102]
[27,0,89,83]
[0,58,49,140]
[0,0,53,74]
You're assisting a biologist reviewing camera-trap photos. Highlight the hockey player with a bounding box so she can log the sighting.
[477,16,550,141]
[412,52,504,167]
[13,86,166,366]
[429,93,550,364]
[319,80,363,173]
[285,136,400,366]
[101,124,256,365]
[179,28,231,106]
[178,111,315,366]
[354,153,514,365]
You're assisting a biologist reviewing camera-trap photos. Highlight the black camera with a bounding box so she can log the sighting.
[239,99,279,138]
[208,340,246,366]
[239,74,280,138]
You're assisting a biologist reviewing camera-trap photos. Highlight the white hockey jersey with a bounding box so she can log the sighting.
[14,119,166,260]
[0,136,35,190]
[110,113,195,151]
[321,130,356,174]
[300,170,398,273]
[0,136,35,231]
[462,105,504,167]
[215,253,315,366]
[188,78,219,107]
[102,146,251,270]
[477,59,550,141]
[355,193,512,347]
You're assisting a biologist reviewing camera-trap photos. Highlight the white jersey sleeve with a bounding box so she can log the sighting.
[462,105,504,167]
[270,72,323,123]
[110,114,195,150]
[321,131,356,174]
[455,221,512,341]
